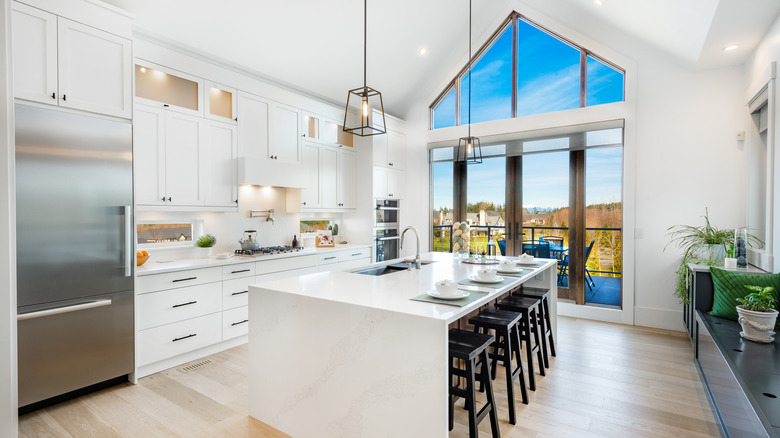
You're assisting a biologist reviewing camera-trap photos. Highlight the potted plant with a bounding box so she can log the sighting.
[736,285,778,343]
[195,234,217,259]
[666,209,761,303]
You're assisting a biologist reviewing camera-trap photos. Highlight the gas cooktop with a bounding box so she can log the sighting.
[234,246,306,256]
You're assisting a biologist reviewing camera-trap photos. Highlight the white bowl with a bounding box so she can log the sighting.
[477,269,497,281]
[518,254,534,263]
[498,260,516,270]
[435,280,459,298]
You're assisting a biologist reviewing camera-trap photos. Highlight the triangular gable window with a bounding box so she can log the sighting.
[430,12,624,129]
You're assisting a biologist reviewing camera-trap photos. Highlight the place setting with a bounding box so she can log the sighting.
[514,253,545,268]
[410,279,488,307]
[495,259,533,277]
[457,268,518,288]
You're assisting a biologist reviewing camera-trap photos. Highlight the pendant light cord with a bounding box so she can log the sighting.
[364,0,367,89]
[467,0,472,138]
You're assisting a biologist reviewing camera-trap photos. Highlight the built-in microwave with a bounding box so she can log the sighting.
[375,199,399,227]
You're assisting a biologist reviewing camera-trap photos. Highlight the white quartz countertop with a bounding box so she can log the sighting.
[136,244,372,276]
[251,251,557,324]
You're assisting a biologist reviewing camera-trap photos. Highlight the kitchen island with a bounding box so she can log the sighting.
[247,252,558,438]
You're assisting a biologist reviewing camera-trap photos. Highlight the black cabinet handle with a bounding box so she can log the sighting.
[324,256,336,260]
[234,117,238,122]
[62,94,66,101]
[162,197,166,201]
[51,92,56,99]
[172,333,196,342]
[231,269,250,274]
[231,319,249,327]
[389,162,393,166]
[234,199,238,204]
[302,201,307,206]
[163,104,169,107]
[351,253,362,256]
[388,193,393,197]
[172,300,197,308]
[167,197,172,202]
[231,290,249,296]
[172,277,197,283]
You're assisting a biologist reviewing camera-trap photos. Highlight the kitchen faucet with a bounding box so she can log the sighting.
[400,226,421,269]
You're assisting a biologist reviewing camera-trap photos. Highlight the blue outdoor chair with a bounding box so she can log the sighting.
[557,239,596,290]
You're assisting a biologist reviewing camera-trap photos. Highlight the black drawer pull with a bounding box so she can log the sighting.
[351,253,362,256]
[231,319,249,327]
[172,301,197,308]
[324,256,336,260]
[231,269,251,274]
[172,277,197,283]
[231,291,249,296]
[172,333,196,342]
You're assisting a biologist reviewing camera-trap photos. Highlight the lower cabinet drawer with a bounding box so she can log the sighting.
[256,254,317,275]
[255,266,318,284]
[137,282,222,330]
[223,277,252,310]
[137,267,222,294]
[337,257,371,271]
[338,247,370,262]
[223,306,248,340]
[137,313,222,366]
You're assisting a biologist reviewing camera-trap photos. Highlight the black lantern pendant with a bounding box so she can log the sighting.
[456,0,482,164]
[343,0,386,137]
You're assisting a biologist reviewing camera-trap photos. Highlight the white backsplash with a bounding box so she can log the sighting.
[136,186,358,259]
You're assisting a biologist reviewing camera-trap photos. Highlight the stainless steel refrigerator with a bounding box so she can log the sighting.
[15,104,134,410]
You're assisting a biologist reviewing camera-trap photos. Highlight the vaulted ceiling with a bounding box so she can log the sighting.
[103,0,780,118]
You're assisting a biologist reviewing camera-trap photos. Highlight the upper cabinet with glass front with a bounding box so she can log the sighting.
[302,112,353,148]
[135,62,204,117]
[206,82,237,124]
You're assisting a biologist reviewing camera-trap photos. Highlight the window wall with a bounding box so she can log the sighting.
[430,12,625,129]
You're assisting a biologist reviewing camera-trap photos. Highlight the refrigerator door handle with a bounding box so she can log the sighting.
[17,299,113,321]
[124,205,132,277]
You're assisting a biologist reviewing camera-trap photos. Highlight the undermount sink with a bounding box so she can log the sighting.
[352,261,435,276]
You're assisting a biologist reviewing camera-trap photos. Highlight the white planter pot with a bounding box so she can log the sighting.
[197,247,214,259]
[736,306,778,343]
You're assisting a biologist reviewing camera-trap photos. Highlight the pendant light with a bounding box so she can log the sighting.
[456,0,482,164]
[343,0,387,137]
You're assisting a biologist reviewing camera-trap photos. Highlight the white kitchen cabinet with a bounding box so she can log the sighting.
[320,147,339,209]
[57,18,132,118]
[318,146,355,210]
[135,61,203,117]
[269,102,301,163]
[205,82,237,124]
[165,112,204,206]
[202,120,238,207]
[372,129,405,170]
[133,105,166,206]
[373,166,403,199]
[236,91,270,159]
[11,2,132,119]
[338,149,356,209]
[301,143,321,209]
[11,2,57,105]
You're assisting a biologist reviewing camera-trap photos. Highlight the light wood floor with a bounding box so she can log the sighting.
[19,317,720,438]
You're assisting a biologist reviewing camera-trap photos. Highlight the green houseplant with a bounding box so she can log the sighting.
[736,285,778,343]
[195,234,216,259]
[665,209,762,303]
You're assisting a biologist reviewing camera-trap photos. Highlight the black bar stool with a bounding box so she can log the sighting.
[494,296,546,390]
[449,329,501,438]
[469,308,529,425]
[514,287,556,367]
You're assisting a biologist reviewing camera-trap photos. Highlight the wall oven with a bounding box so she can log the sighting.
[374,199,400,262]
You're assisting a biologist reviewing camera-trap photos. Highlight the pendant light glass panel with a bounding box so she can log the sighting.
[344,86,386,136]
[457,135,482,164]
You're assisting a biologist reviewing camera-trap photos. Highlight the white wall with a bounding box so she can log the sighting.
[401,3,749,331]
[0,0,18,434]
[745,13,780,273]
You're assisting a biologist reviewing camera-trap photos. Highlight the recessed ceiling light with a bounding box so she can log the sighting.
[723,44,739,52]
[140,67,147,73]
[594,0,603,5]
[419,47,428,56]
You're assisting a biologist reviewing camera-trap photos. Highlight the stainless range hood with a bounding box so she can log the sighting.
[237,156,306,188]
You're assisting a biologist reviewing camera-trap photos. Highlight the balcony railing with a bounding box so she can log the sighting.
[432,224,622,278]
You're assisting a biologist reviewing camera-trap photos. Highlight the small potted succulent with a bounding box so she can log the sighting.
[195,234,217,259]
[735,285,778,343]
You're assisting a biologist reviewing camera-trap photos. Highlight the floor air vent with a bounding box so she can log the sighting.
[177,359,213,373]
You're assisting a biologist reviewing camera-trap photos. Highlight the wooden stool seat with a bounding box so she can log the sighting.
[495,296,546,390]
[469,308,529,425]
[449,329,501,438]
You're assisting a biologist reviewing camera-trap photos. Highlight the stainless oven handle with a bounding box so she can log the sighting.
[377,236,401,241]
[375,206,400,211]
[17,300,112,321]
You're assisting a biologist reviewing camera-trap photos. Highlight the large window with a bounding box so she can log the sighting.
[430,12,625,129]
[431,151,455,252]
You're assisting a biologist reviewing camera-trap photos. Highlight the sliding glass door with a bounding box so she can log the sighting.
[429,127,624,308]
